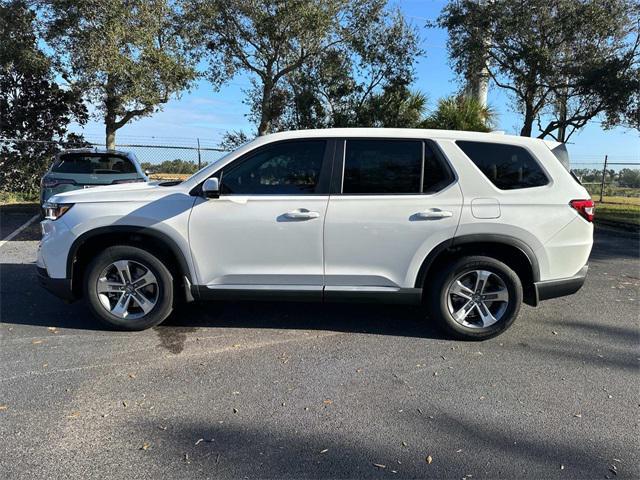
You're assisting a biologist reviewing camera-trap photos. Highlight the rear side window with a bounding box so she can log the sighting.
[342,140,453,194]
[456,141,548,190]
[52,154,137,175]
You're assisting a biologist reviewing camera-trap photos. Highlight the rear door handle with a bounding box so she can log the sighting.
[415,209,453,219]
[284,208,320,220]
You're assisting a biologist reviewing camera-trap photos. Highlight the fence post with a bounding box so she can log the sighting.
[197,138,202,169]
[599,155,608,203]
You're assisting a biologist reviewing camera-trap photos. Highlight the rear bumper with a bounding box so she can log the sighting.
[36,266,76,302]
[534,265,588,303]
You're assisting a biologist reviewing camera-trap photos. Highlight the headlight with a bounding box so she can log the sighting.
[43,202,74,220]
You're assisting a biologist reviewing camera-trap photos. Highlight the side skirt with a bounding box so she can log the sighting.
[193,285,422,305]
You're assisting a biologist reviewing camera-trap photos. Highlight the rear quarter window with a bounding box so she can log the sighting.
[456,141,548,190]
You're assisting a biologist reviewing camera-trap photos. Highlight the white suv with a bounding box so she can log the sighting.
[37,129,594,340]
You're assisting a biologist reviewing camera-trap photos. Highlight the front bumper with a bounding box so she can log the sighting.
[37,266,76,302]
[534,265,588,303]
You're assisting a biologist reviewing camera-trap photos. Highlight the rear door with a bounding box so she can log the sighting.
[323,138,463,295]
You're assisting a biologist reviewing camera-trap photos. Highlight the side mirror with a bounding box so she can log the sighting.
[144,169,151,175]
[202,177,220,199]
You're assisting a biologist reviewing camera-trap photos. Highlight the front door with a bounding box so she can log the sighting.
[188,139,333,299]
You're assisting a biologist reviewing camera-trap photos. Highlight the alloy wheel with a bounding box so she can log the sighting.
[446,269,509,329]
[96,260,159,319]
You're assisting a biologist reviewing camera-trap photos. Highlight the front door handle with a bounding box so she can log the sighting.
[284,208,320,220]
[415,209,454,219]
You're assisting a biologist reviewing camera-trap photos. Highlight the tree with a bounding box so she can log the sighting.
[618,168,640,188]
[189,0,421,136]
[0,0,88,194]
[421,95,495,132]
[43,0,198,149]
[437,0,640,140]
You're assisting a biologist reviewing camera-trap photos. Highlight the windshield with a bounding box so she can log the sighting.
[52,154,138,175]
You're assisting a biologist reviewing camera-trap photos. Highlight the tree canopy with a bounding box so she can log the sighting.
[437,0,640,140]
[0,0,87,193]
[188,0,423,137]
[43,0,199,149]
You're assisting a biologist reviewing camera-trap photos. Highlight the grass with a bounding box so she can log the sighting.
[595,201,640,226]
[149,173,191,181]
[0,191,38,205]
[597,195,640,206]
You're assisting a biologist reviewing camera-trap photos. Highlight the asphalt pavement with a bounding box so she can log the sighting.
[1,206,639,479]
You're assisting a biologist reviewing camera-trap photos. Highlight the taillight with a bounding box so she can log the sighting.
[570,199,595,222]
[41,177,77,188]
[111,178,146,184]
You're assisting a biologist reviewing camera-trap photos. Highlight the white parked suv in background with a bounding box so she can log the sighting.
[37,128,594,340]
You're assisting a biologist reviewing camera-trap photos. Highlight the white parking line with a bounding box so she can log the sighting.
[0,214,40,248]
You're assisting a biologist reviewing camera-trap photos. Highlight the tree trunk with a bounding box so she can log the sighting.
[257,80,273,136]
[520,100,534,137]
[105,122,116,150]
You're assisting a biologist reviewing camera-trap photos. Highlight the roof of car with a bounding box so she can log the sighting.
[255,128,538,145]
[57,147,132,156]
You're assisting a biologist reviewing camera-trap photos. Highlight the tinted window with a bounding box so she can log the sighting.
[52,154,137,174]
[342,140,453,194]
[423,143,454,193]
[457,141,548,189]
[343,140,422,194]
[222,140,326,194]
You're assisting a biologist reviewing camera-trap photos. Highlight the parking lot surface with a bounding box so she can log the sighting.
[1,207,639,479]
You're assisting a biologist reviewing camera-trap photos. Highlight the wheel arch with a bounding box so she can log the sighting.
[415,234,540,306]
[67,226,194,302]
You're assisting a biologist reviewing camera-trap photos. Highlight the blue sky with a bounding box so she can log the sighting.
[73,0,639,167]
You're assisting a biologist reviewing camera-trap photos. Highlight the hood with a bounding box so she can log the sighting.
[48,181,183,204]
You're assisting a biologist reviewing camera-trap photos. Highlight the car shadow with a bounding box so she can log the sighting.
[0,263,446,341]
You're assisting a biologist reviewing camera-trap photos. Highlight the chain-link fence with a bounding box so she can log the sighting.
[1,135,639,201]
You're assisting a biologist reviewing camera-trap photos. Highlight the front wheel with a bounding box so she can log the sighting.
[426,256,523,340]
[84,245,174,330]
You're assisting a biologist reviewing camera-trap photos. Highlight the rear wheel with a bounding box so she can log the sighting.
[84,245,174,330]
[426,256,522,340]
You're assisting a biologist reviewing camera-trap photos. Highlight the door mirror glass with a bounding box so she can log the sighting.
[202,177,220,198]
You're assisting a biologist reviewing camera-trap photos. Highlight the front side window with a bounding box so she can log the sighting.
[221,140,326,194]
[342,139,453,194]
[456,141,548,190]
[52,154,137,174]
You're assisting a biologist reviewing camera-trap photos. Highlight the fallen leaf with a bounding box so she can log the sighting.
[140,442,151,450]
[323,399,333,405]
[320,449,328,454]
[128,373,136,379]
[426,455,433,464]
[67,411,80,418]
[31,340,43,345]
[42,363,48,368]
[232,344,241,348]
[373,463,386,469]
[0,405,8,411]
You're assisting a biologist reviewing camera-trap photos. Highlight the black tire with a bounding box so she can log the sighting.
[426,256,523,341]
[83,245,174,331]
